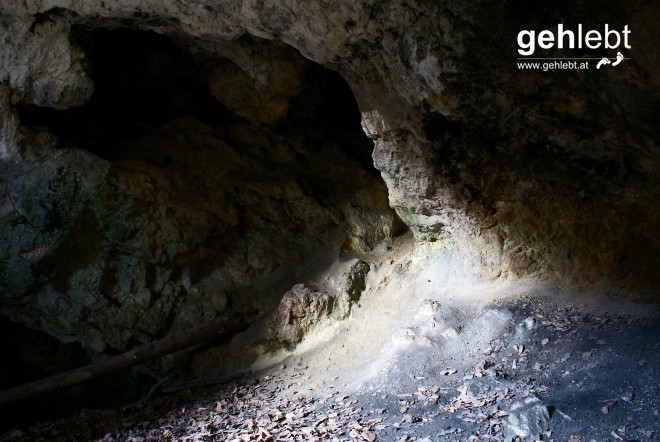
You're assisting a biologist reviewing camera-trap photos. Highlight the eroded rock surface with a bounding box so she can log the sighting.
[267,259,371,349]
[0,24,400,354]
[0,0,658,370]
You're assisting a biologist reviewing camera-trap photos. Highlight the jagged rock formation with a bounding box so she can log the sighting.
[0,22,401,354]
[265,259,370,348]
[0,0,658,367]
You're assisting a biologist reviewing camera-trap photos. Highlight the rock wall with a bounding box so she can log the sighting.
[0,0,658,357]
[0,20,401,354]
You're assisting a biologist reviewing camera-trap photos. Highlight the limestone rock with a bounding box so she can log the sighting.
[0,31,396,353]
[261,259,370,351]
[326,258,370,313]
[190,256,372,375]
[0,14,93,110]
[0,0,658,368]
[208,38,307,125]
[503,396,552,440]
[268,283,334,349]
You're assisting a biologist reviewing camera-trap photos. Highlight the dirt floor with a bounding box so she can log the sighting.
[1,237,658,442]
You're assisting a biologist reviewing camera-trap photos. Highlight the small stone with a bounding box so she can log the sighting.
[418,336,434,347]
[621,392,634,402]
[503,396,552,439]
[402,414,422,423]
[441,327,459,339]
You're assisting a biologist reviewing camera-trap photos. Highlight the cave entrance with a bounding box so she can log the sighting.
[4,26,404,427]
[17,27,376,169]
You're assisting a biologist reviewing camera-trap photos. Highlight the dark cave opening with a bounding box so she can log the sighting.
[2,26,402,430]
[16,27,375,170]
[17,28,235,157]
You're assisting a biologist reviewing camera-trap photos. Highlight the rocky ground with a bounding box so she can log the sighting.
[1,282,657,442]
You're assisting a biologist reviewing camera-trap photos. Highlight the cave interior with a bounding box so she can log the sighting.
[0,3,658,440]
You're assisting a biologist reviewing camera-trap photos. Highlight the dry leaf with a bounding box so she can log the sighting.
[257,427,271,440]
[533,362,547,371]
[362,431,377,442]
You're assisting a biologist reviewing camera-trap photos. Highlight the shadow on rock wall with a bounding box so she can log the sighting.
[0,27,403,358]
[0,0,658,402]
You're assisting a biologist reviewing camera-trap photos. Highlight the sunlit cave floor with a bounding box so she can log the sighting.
[2,235,659,442]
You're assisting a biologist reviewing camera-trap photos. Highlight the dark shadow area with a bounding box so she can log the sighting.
[16,27,376,171]
[3,26,402,434]
[279,62,376,173]
[16,28,240,159]
[0,317,154,433]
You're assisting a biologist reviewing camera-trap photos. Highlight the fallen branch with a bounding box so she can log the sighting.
[161,373,241,394]
[0,314,255,406]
